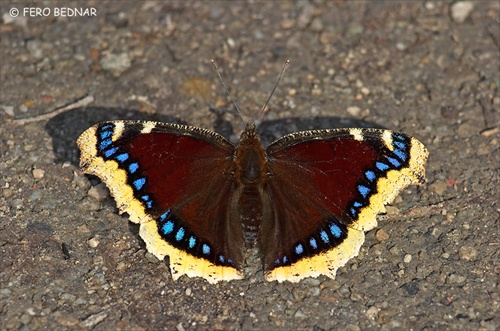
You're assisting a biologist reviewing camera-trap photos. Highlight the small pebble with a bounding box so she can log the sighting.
[294,308,308,319]
[87,237,99,248]
[365,306,379,319]
[116,262,126,271]
[0,288,12,298]
[87,183,109,201]
[459,245,478,261]
[403,254,412,263]
[81,311,108,328]
[185,287,192,296]
[347,106,361,117]
[3,105,15,117]
[145,252,158,263]
[100,53,132,77]
[19,104,29,113]
[448,273,466,284]
[430,182,447,195]
[32,168,45,179]
[450,1,474,23]
[375,229,390,242]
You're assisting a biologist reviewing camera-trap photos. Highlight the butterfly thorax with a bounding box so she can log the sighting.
[234,127,268,244]
[235,127,267,185]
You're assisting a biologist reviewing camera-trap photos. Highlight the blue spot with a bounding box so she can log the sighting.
[275,258,280,265]
[219,255,225,263]
[116,153,129,162]
[295,244,304,255]
[101,124,113,130]
[133,178,146,191]
[386,156,401,167]
[283,256,288,264]
[376,162,389,171]
[365,170,376,182]
[128,162,139,174]
[141,195,150,201]
[394,134,405,142]
[394,140,406,150]
[175,227,185,241]
[202,244,210,255]
[227,258,233,265]
[309,238,318,249]
[188,236,196,249]
[393,148,407,161]
[358,185,370,198]
[329,223,343,238]
[99,139,112,150]
[104,146,119,158]
[320,230,330,243]
[146,201,152,209]
[100,130,112,139]
[351,202,362,215]
[161,220,174,235]
[160,210,170,220]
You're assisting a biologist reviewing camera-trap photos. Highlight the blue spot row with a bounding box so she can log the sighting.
[274,220,347,266]
[95,124,154,211]
[156,212,235,266]
[348,133,410,219]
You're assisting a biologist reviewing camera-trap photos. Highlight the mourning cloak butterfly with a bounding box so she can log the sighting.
[77,117,428,283]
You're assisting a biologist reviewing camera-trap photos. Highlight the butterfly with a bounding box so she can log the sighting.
[77,117,428,283]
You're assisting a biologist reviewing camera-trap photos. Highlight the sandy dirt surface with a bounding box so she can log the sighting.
[1,1,498,330]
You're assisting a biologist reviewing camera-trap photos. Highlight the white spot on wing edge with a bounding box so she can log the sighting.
[141,122,157,134]
[382,130,394,151]
[349,128,364,141]
[112,122,125,141]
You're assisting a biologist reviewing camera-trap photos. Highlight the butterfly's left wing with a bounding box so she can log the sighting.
[260,128,428,282]
[77,121,245,283]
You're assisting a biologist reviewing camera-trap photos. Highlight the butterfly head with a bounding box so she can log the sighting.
[240,122,260,143]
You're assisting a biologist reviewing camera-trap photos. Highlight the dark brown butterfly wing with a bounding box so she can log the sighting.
[260,128,428,282]
[77,121,245,283]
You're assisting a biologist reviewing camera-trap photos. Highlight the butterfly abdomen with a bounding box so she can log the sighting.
[233,130,269,245]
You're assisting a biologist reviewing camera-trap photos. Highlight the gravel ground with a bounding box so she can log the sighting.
[1,1,498,330]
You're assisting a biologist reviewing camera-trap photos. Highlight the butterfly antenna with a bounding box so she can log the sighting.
[211,60,250,126]
[258,59,290,122]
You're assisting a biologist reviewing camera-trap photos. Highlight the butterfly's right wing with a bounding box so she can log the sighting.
[260,128,428,282]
